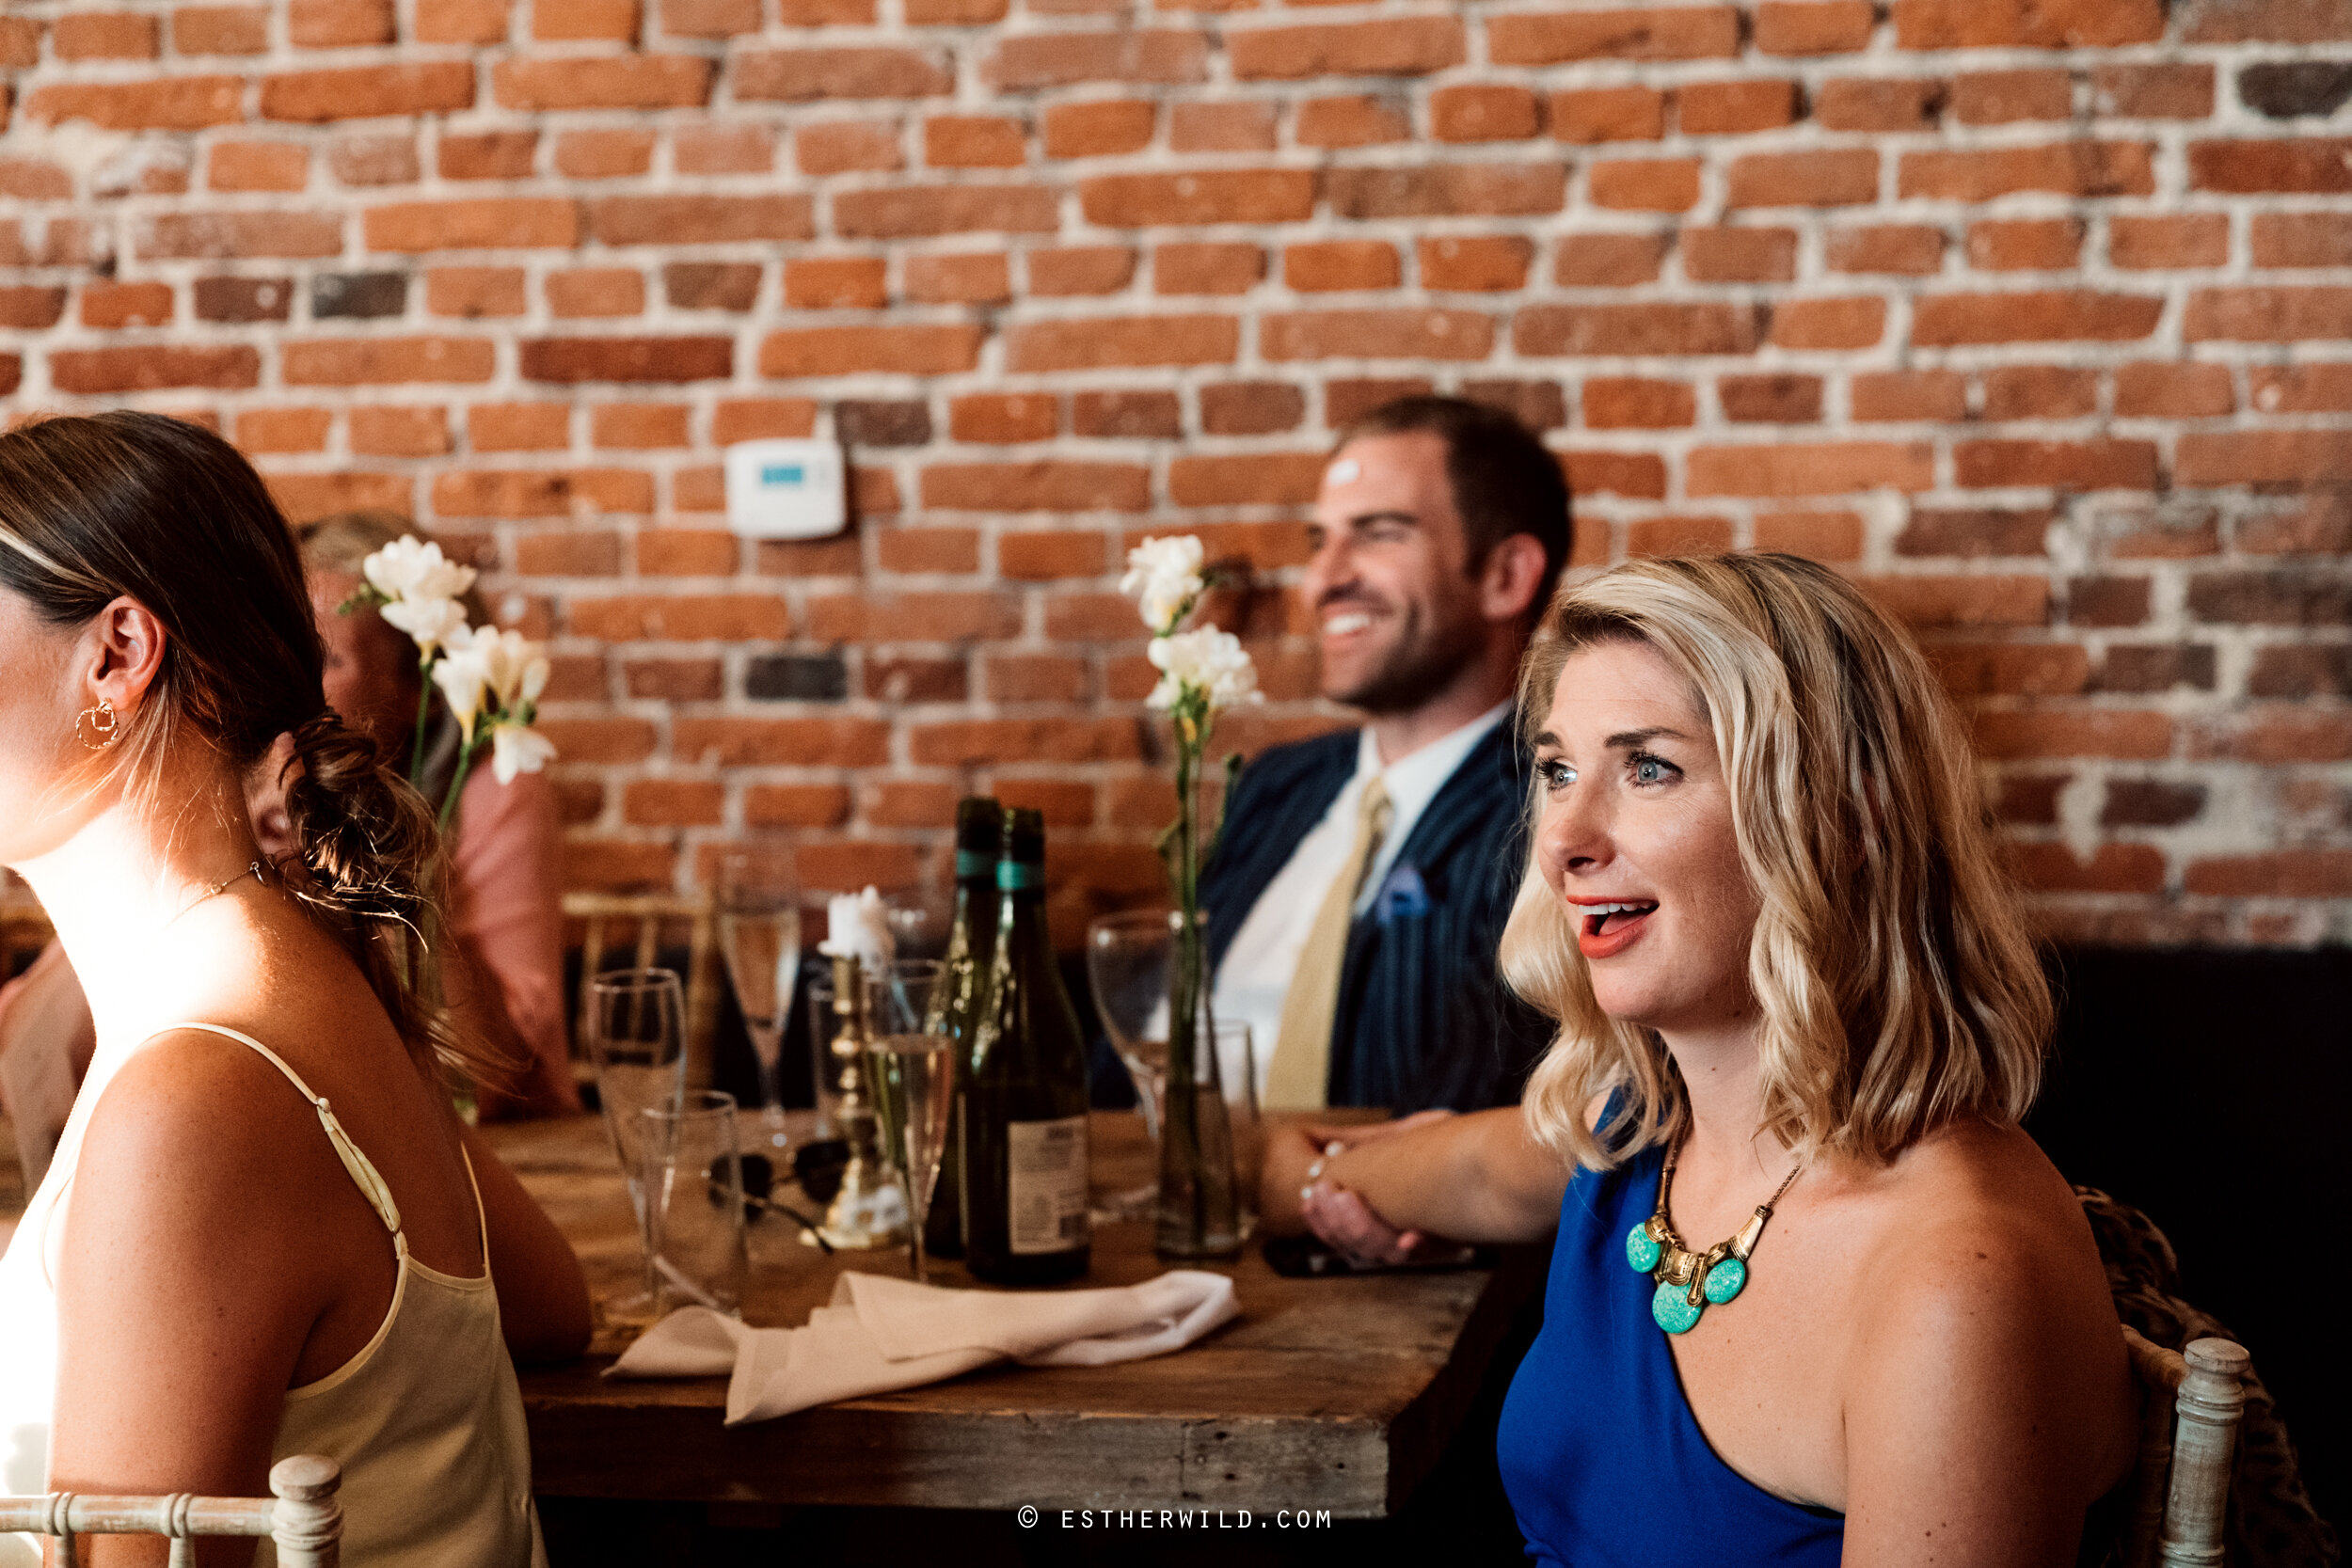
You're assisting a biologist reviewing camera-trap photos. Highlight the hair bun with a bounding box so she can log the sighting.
[280,706,431,928]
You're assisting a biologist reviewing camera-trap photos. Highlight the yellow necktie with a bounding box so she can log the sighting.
[1264,776,1393,1111]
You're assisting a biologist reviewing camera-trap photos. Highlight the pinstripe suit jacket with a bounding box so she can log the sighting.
[1200,721,1554,1113]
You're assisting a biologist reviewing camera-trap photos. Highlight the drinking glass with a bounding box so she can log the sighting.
[716,854,803,1154]
[1214,1022,1263,1239]
[640,1090,750,1316]
[869,1035,955,1283]
[866,960,949,1282]
[1085,911,1195,1142]
[1087,911,1205,1218]
[806,974,844,1138]
[586,968,690,1327]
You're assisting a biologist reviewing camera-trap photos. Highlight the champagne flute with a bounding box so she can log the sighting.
[869,1035,955,1283]
[717,854,802,1154]
[586,967,689,1327]
[867,959,949,1282]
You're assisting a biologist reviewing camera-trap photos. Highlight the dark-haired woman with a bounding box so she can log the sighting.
[0,412,590,1567]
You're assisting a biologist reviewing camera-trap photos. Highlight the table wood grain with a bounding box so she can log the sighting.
[490,1111,1542,1518]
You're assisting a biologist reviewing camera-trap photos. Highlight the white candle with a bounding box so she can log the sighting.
[816,886,895,969]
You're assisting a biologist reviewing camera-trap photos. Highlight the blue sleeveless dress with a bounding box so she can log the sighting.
[1496,1142,1845,1565]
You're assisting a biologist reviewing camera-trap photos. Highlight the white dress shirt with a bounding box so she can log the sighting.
[1212,701,1514,1099]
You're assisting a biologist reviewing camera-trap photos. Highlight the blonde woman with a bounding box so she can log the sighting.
[0,412,589,1566]
[1263,553,2137,1561]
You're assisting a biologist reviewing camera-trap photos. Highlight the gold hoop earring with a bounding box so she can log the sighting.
[75,698,119,751]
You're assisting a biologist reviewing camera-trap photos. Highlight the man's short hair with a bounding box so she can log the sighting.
[1334,394,1573,614]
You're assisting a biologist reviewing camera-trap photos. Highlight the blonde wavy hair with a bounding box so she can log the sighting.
[1508,552,2050,1169]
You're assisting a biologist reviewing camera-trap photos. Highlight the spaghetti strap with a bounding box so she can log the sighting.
[457,1144,492,1282]
[156,1022,404,1238]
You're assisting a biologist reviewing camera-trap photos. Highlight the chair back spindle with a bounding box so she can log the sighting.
[2159,1338,2249,1568]
[0,1455,342,1567]
[2119,1325,2249,1568]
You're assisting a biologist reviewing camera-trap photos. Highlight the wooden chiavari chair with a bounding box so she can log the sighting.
[562,891,721,1090]
[2121,1327,2249,1568]
[0,1454,342,1567]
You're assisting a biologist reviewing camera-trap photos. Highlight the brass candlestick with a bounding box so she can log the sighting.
[817,953,909,1251]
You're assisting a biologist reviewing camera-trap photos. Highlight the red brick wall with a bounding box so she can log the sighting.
[0,0,2346,945]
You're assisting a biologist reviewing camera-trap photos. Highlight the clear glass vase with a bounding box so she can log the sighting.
[1153,918,1243,1259]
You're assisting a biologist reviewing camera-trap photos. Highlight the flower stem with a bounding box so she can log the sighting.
[408,655,434,785]
[437,731,482,835]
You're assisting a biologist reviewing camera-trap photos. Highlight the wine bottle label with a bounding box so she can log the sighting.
[996,861,1045,890]
[954,849,993,879]
[1005,1115,1089,1255]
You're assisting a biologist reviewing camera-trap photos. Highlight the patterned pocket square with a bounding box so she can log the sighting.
[1374,863,1429,923]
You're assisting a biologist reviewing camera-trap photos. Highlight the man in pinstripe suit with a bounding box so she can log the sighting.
[1203,395,1572,1116]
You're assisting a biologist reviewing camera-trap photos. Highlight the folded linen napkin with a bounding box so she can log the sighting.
[607,1269,1240,1424]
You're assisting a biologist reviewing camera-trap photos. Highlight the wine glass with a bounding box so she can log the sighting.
[716,853,803,1154]
[1085,910,1192,1140]
[586,967,690,1327]
[1086,910,1201,1220]
[867,959,950,1282]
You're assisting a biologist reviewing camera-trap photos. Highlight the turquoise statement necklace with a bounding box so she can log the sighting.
[1625,1135,1804,1335]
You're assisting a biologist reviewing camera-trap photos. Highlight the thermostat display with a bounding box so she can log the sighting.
[724,438,846,540]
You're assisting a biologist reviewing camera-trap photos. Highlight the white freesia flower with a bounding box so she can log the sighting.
[431,630,492,741]
[489,723,557,784]
[1120,534,1207,634]
[1147,627,1262,714]
[378,594,469,657]
[362,535,476,606]
[471,626,551,716]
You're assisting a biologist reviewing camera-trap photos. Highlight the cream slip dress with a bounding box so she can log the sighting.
[0,1023,546,1567]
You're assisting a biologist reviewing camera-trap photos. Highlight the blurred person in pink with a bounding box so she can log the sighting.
[292,510,580,1120]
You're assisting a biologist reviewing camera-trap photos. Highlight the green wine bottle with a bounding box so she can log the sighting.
[922,796,1002,1260]
[961,807,1091,1285]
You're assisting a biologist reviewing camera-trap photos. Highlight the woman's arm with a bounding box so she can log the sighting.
[50,1041,342,1566]
[1260,1105,1567,1244]
[1839,1209,2137,1566]
[459,1123,594,1363]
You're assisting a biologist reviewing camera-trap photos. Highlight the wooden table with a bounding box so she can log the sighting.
[493,1111,1542,1519]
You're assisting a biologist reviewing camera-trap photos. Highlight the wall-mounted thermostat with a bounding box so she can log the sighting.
[724,438,847,540]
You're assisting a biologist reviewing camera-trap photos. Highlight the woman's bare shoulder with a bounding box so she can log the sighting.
[1836,1121,2138,1510]
[1846,1120,2120,1355]
[1882,1119,2085,1227]
[100,1026,316,1117]
[72,1030,337,1214]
